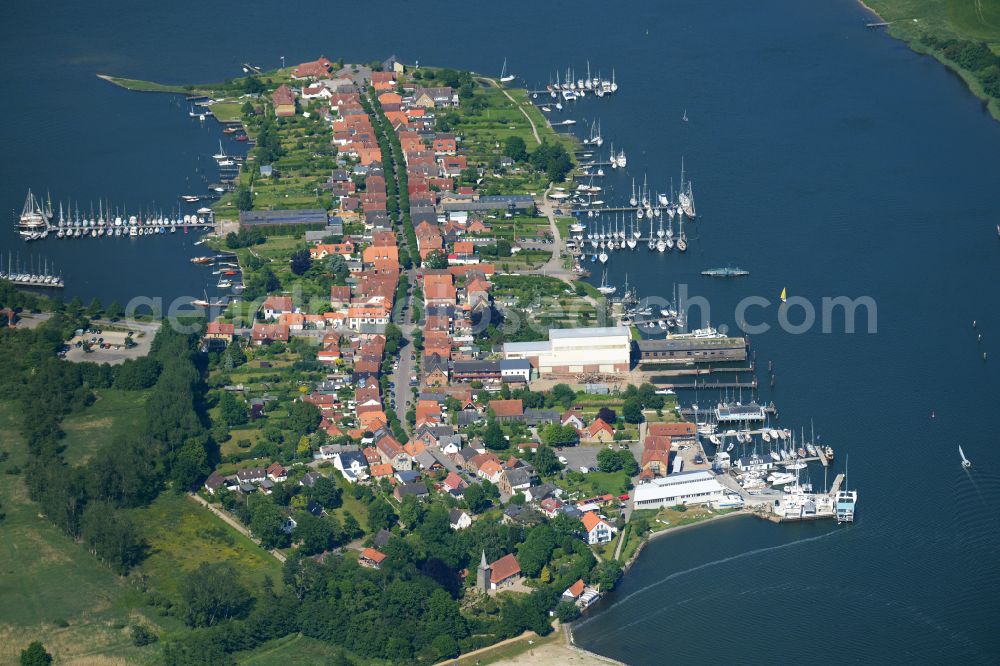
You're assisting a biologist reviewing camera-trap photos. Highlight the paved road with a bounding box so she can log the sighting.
[390,268,418,432]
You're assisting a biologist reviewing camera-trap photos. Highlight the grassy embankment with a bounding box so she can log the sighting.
[0,397,282,663]
[863,0,1000,119]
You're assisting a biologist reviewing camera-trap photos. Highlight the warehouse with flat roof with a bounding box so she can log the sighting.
[503,326,631,376]
[632,470,726,509]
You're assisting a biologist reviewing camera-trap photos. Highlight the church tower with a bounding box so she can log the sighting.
[476,550,491,592]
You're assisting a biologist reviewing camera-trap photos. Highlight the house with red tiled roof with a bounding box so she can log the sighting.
[359,547,386,569]
[376,435,412,471]
[292,57,334,80]
[329,285,352,309]
[251,323,289,346]
[266,462,288,482]
[477,459,504,484]
[310,242,355,260]
[488,399,524,423]
[278,312,305,331]
[369,462,394,480]
[562,579,586,602]
[488,553,522,590]
[205,320,235,343]
[647,421,697,443]
[442,471,467,494]
[262,296,294,320]
[272,84,296,117]
[583,418,615,443]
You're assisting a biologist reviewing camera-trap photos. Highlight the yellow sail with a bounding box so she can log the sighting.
[780,287,787,303]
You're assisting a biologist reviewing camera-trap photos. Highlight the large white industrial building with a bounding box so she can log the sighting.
[502,326,632,376]
[632,470,726,509]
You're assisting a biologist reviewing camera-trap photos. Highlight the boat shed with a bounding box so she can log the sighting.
[632,470,725,509]
[636,336,747,364]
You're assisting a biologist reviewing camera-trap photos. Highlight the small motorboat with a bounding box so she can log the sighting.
[960,445,972,469]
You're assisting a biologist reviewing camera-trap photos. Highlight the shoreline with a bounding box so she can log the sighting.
[854,0,883,21]
[619,510,750,575]
[852,1,1000,123]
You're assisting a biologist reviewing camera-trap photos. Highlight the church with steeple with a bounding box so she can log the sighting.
[476,550,491,592]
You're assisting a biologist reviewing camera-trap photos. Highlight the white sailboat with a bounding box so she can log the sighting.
[499,58,515,83]
[597,269,617,295]
[959,445,972,469]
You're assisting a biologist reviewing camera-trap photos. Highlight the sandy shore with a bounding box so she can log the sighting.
[855,0,884,21]
[492,626,623,666]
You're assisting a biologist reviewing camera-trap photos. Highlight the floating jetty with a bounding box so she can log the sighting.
[14,193,216,242]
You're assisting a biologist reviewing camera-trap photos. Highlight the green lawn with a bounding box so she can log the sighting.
[0,401,165,664]
[61,388,151,466]
[129,493,282,602]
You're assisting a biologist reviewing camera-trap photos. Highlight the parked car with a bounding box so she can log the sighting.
[558,456,568,465]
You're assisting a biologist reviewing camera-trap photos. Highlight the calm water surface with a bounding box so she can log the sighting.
[2,1,998,663]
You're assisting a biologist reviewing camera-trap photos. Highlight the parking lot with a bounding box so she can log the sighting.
[553,441,643,475]
[63,323,158,365]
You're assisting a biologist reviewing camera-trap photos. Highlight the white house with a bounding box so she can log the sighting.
[581,511,616,545]
[499,359,532,384]
[334,451,369,484]
[449,509,472,530]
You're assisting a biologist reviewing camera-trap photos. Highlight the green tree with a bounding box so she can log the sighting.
[308,475,342,509]
[85,297,103,318]
[367,498,397,533]
[533,445,562,475]
[287,400,322,436]
[503,135,528,162]
[105,300,125,321]
[236,186,253,211]
[540,423,578,448]
[179,563,253,627]
[617,449,639,476]
[424,250,449,270]
[249,497,288,549]
[218,391,247,427]
[290,249,311,275]
[463,482,490,513]
[483,418,506,450]
[550,383,576,409]
[622,397,644,424]
[130,624,158,646]
[292,513,335,555]
[555,599,581,622]
[590,559,623,591]
[19,642,52,666]
[517,524,556,577]
[597,448,623,472]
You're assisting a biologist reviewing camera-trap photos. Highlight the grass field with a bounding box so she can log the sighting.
[0,394,285,663]
[62,388,150,466]
[130,492,283,600]
[0,401,164,664]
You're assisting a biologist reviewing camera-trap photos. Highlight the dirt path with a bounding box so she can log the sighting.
[481,77,541,145]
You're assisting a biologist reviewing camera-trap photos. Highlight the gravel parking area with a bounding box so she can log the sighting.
[63,323,159,365]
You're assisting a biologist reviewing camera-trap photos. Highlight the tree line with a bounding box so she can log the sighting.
[2,315,214,574]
